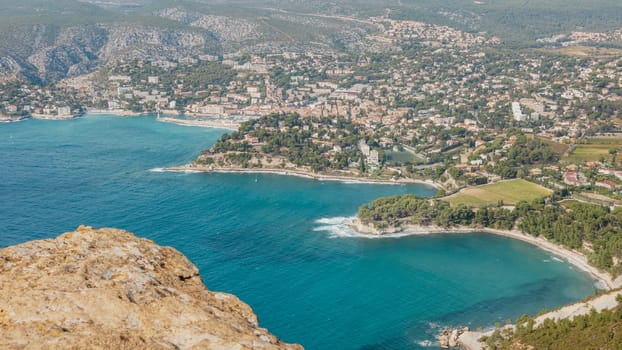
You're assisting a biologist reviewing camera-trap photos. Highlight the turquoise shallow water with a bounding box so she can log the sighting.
[0,115,596,349]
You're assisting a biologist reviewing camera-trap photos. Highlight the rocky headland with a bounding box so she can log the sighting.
[0,226,302,350]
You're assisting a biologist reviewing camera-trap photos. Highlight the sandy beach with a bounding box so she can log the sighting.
[164,163,443,188]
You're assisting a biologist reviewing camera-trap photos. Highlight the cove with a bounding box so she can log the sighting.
[0,115,596,349]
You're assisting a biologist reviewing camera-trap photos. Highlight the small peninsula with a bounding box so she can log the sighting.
[0,226,301,350]
[175,112,443,186]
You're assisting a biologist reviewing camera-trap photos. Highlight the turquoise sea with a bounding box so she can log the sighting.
[0,115,596,349]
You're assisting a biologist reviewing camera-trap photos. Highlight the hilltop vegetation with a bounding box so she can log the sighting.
[357,194,517,231]
[394,0,622,47]
[199,113,367,174]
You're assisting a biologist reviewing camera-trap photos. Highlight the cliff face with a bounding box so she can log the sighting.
[0,23,219,84]
[0,226,302,350]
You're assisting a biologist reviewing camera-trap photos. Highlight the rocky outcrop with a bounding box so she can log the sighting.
[438,327,469,348]
[349,218,405,235]
[0,23,220,84]
[0,226,302,350]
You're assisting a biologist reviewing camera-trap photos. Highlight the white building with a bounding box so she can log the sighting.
[57,106,71,116]
[358,140,371,157]
[369,150,380,165]
[511,102,526,121]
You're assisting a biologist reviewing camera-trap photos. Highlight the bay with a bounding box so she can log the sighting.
[0,115,595,349]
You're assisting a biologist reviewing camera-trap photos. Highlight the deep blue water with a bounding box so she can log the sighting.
[0,115,596,349]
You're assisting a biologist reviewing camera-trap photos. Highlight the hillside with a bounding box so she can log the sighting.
[1,0,622,83]
[473,292,622,350]
[0,226,301,350]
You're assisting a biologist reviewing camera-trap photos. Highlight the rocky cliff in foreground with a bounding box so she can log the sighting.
[0,226,302,350]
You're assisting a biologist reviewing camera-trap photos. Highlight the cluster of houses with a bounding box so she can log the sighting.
[563,167,622,190]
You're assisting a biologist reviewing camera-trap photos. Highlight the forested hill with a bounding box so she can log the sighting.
[357,195,622,275]
[2,0,622,83]
[391,0,622,47]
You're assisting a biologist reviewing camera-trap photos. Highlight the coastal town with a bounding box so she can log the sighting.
[3,1,622,350]
[2,19,622,200]
[3,14,622,260]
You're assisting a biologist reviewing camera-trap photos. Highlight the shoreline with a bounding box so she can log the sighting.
[349,219,621,291]
[85,109,146,117]
[164,163,443,188]
[31,113,80,120]
[11,109,619,348]
[156,116,239,130]
[86,109,249,130]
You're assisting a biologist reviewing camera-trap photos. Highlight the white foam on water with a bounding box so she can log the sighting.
[416,340,434,347]
[313,217,433,239]
[552,256,564,262]
[594,280,607,290]
[313,217,360,238]
[149,167,202,174]
[317,178,404,185]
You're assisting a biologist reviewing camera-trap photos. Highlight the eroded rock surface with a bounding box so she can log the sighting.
[0,226,302,350]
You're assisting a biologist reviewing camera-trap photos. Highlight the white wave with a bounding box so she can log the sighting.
[148,167,202,174]
[317,178,403,185]
[315,216,354,225]
[594,280,607,290]
[542,259,551,263]
[552,256,564,262]
[313,216,430,239]
[1,119,28,123]
[416,340,434,347]
[313,216,360,238]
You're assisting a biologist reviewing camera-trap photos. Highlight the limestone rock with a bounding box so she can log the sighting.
[0,226,302,350]
[438,326,469,348]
